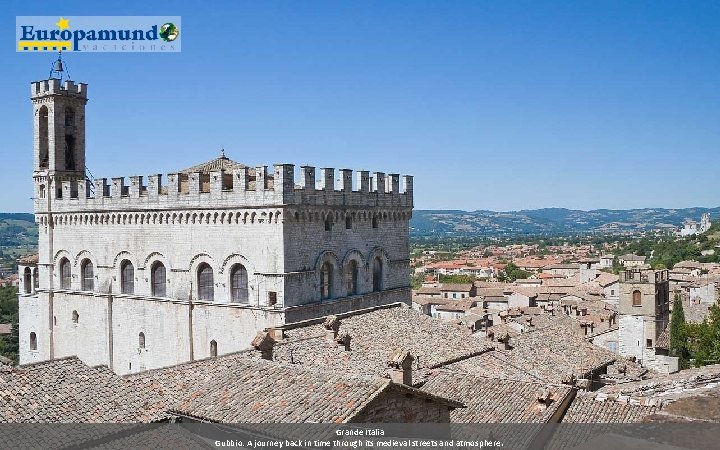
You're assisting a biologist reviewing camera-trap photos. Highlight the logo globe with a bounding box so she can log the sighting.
[159,23,179,42]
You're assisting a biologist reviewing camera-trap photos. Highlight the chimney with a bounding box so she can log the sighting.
[323,315,340,344]
[561,373,576,386]
[336,332,352,351]
[387,350,415,386]
[251,331,276,361]
[536,388,552,404]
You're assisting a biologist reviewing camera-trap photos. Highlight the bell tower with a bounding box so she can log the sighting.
[31,54,88,210]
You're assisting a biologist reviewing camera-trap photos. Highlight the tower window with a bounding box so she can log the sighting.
[72,310,79,324]
[372,216,378,229]
[81,259,94,291]
[64,107,76,171]
[139,332,146,349]
[345,260,359,296]
[38,106,49,169]
[230,264,249,303]
[197,263,214,301]
[372,256,384,292]
[121,260,135,294]
[33,268,39,291]
[632,290,642,307]
[59,258,71,289]
[151,261,167,297]
[320,262,333,300]
[30,332,37,351]
[210,340,218,357]
[23,267,32,294]
[345,215,352,229]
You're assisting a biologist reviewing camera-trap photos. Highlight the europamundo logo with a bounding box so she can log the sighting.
[16,16,181,52]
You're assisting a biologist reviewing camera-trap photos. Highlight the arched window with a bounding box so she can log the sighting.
[23,267,31,294]
[372,216,378,229]
[632,290,642,307]
[30,332,37,351]
[372,256,383,292]
[33,268,39,291]
[324,215,333,231]
[320,262,333,300]
[72,310,79,324]
[345,260,358,296]
[59,258,71,289]
[121,260,134,294]
[151,261,167,297]
[230,264,249,303]
[64,107,76,170]
[345,215,352,229]
[38,106,49,169]
[138,332,145,349]
[197,263,214,301]
[210,340,218,357]
[81,259,94,291]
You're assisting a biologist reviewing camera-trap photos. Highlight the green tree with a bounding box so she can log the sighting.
[502,262,529,282]
[669,295,689,368]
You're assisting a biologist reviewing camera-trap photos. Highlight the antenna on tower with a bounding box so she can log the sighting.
[49,51,71,83]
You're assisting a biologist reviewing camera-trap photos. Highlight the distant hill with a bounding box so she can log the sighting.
[410,207,720,237]
[0,213,37,249]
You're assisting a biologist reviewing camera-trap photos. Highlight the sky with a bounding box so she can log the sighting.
[2,1,720,212]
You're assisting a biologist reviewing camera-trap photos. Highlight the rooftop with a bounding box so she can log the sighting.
[561,394,658,423]
[0,357,168,423]
[422,370,572,423]
[128,351,460,423]
[272,304,491,381]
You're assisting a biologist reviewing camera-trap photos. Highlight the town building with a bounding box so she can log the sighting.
[617,269,677,373]
[19,69,413,374]
[678,213,712,237]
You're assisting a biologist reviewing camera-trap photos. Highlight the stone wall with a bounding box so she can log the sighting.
[349,388,452,423]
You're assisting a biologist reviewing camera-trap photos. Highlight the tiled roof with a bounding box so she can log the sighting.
[273,304,491,380]
[179,155,247,173]
[415,286,442,295]
[0,323,11,335]
[17,254,38,265]
[561,395,658,423]
[0,357,169,423]
[450,318,620,384]
[595,272,619,287]
[655,327,670,350]
[422,371,572,423]
[411,295,449,306]
[442,352,539,383]
[598,364,720,403]
[439,283,473,292]
[129,351,460,423]
[476,287,508,297]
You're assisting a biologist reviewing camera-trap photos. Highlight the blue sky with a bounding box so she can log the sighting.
[3,1,719,212]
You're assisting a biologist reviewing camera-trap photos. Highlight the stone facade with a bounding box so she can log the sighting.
[19,76,413,374]
[617,269,677,373]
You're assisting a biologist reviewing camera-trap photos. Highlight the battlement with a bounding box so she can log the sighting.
[37,164,413,213]
[620,269,668,284]
[31,79,88,99]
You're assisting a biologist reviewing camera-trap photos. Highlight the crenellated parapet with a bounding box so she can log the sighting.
[36,164,413,214]
[31,79,88,100]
